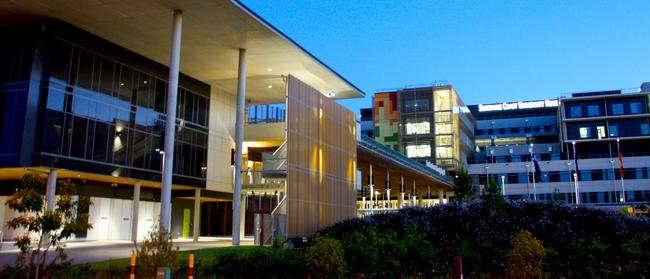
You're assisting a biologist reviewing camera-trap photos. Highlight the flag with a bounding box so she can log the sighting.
[533,157,542,182]
[618,151,625,178]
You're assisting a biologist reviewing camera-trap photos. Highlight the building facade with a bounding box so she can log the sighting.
[0,0,366,243]
[467,84,650,205]
[372,84,475,173]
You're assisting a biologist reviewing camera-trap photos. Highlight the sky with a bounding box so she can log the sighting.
[240,0,650,114]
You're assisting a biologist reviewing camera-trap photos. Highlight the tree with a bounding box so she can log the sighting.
[507,230,546,278]
[5,173,92,278]
[481,179,504,204]
[452,168,477,202]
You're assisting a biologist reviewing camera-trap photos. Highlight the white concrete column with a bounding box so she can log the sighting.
[369,164,374,211]
[438,189,444,205]
[385,170,390,209]
[412,179,417,206]
[399,176,404,208]
[131,181,141,242]
[160,10,183,234]
[240,194,246,240]
[192,188,201,242]
[232,48,247,245]
[46,169,58,211]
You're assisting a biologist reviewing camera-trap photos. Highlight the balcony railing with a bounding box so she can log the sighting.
[247,104,285,124]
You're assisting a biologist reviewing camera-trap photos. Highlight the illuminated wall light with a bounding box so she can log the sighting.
[267,85,273,89]
[113,136,123,152]
[267,68,272,72]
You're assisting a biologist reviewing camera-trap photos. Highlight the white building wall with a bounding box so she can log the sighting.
[206,84,237,193]
[86,197,160,241]
[468,156,650,199]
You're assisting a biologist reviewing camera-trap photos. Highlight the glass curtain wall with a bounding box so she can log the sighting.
[0,42,33,166]
[433,88,454,167]
[401,88,434,162]
[37,38,209,185]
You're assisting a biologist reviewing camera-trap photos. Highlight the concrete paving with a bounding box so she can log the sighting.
[0,237,254,267]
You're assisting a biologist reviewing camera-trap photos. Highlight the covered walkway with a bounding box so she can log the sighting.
[357,134,454,214]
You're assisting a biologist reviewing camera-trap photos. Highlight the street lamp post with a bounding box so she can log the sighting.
[530,143,536,201]
[525,164,531,200]
[501,175,506,196]
[572,141,580,205]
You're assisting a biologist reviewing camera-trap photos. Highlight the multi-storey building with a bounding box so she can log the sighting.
[467,83,650,205]
[0,0,367,243]
[372,84,475,173]
[0,0,454,246]
[559,85,650,204]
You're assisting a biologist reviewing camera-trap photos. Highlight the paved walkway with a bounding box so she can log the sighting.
[0,237,254,266]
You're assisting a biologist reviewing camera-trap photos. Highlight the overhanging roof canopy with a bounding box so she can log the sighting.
[0,0,364,103]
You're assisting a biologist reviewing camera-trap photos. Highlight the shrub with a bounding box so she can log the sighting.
[507,230,546,278]
[320,201,650,277]
[136,223,180,277]
[306,237,346,278]
[205,247,307,277]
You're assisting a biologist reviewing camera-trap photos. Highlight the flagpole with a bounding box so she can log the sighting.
[572,141,580,205]
[530,143,536,201]
[607,138,618,202]
[617,138,626,203]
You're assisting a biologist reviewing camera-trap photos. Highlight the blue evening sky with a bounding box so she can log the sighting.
[240,0,650,114]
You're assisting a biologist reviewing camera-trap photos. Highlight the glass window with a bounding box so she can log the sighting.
[411,98,430,111]
[77,50,95,89]
[587,105,599,117]
[98,57,115,96]
[436,135,452,146]
[49,40,72,84]
[71,117,87,158]
[405,119,430,135]
[46,89,66,111]
[570,106,582,118]
[434,111,451,123]
[579,127,590,139]
[435,123,452,134]
[641,123,649,135]
[630,102,641,114]
[435,146,453,158]
[609,125,618,137]
[612,103,624,115]
[406,144,431,158]
[117,65,133,101]
[596,126,606,139]
[434,89,451,111]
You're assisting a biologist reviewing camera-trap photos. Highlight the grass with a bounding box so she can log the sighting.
[88,246,263,271]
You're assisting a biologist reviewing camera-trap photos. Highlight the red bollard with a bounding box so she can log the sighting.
[130,250,136,279]
[453,256,463,279]
[188,254,194,279]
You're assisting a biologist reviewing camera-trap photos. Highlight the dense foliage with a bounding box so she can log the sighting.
[320,201,650,278]
[507,230,546,278]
